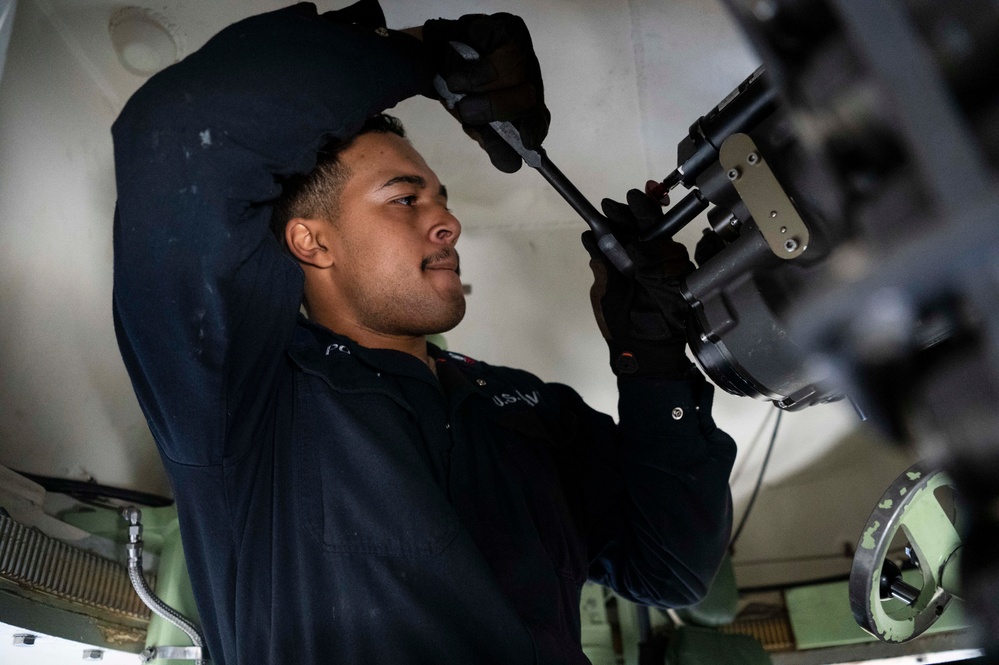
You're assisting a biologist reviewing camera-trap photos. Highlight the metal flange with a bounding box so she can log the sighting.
[849,461,962,642]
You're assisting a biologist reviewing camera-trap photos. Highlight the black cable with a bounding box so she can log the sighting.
[12,469,174,508]
[730,408,783,549]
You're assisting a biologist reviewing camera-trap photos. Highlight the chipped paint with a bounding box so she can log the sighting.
[199,129,212,147]
[900,487,908,496]
[879,499,893,509]
[907,471,922,480]
[861,520,881,549]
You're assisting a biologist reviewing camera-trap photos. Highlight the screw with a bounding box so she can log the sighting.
[747,152,760,165]
[671,407,684,420]
[780,226,787,233]
[83,650,105,661]
[753,0,778,21]
[14,634,37,646]
[784,238,800,252]
[726,168,740,181]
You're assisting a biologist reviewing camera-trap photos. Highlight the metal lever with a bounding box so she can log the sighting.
[433,42,634,275]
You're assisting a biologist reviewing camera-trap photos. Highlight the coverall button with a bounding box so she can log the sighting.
[476,379,487,386]
[671,407,684,420]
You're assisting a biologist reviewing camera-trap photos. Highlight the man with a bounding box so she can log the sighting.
[112,2,737,663]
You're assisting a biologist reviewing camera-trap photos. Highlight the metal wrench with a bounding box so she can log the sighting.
[433,42,635,275]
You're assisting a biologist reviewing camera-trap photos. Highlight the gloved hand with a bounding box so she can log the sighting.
[423,13,550,173]
[583,188,695,379]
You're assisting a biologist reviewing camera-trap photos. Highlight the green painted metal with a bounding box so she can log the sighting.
[786,579,968,650]
[853,468,961,642]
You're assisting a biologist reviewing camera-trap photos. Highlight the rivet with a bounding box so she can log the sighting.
[726,168,740,181]
[14,634,37,647]
[476,379,487,386]
[747,152,760,165]
[779,226,787,233]
[770,210,778,218]
[83,649,105,661]
[671,407,684,420]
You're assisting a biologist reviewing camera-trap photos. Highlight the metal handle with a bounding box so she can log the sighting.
[433,42,635,275]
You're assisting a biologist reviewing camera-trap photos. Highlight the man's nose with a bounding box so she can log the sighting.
[431,207,461,245]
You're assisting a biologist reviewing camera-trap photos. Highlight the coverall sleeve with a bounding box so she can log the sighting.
[556,375,737,608]
[112,2,434,466]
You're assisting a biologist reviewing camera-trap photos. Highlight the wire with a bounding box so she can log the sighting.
[12,470,174,508]
[730,408,783,549]
[729,407,779,487]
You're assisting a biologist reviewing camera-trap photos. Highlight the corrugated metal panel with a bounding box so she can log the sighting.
[0,513,151,620]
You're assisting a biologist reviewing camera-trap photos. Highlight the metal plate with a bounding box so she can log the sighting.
[718,133,810,259]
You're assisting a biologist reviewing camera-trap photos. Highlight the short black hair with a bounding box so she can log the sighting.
[270,114,407,245]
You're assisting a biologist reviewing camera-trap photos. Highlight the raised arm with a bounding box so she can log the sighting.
[574,189,737,606]
[112,2,434,466]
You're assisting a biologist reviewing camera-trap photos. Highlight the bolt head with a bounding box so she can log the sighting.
[726,168,740,181]
[747,152,760,165]
[784,238,800,252]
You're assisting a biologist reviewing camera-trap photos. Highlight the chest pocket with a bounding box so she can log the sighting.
[487,405,587,583]
[292,372,459,558]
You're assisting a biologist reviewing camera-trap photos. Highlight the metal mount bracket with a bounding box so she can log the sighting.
[140,646,204,663]
[719,133,809,260]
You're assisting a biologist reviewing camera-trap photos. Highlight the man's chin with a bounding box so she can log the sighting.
[427,297,466,335]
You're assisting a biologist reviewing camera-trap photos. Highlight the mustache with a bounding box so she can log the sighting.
[421,247,460,276]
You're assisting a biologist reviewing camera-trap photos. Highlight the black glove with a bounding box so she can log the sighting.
[423,13,550,173]
[583,189,695,379]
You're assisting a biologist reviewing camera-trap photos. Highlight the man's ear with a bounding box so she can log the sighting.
[286,217,334,269]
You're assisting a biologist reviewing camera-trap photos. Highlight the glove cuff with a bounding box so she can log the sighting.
[608,340,693,380]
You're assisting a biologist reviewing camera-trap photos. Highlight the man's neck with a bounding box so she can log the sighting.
[310,310,431,366]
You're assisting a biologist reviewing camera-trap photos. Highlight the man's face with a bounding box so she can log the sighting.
[323,131,465,338]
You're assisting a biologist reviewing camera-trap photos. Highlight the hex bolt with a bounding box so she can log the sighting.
[671,407,684,420]
[784,238,800,252]
[83,649,105,661]
[726,168,740,181]
[13,634,37,646]
[747,152,760,165]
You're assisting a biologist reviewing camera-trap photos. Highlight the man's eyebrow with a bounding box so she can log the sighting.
[379,175,448,200]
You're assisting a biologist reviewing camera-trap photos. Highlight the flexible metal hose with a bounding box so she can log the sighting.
[123,507,207,664]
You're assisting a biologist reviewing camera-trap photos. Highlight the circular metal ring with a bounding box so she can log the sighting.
[849,461,961,642]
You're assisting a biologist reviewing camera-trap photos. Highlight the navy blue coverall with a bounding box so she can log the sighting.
[111,2,738,663]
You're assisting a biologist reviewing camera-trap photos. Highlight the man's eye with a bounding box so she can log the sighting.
[395,195,417,206]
